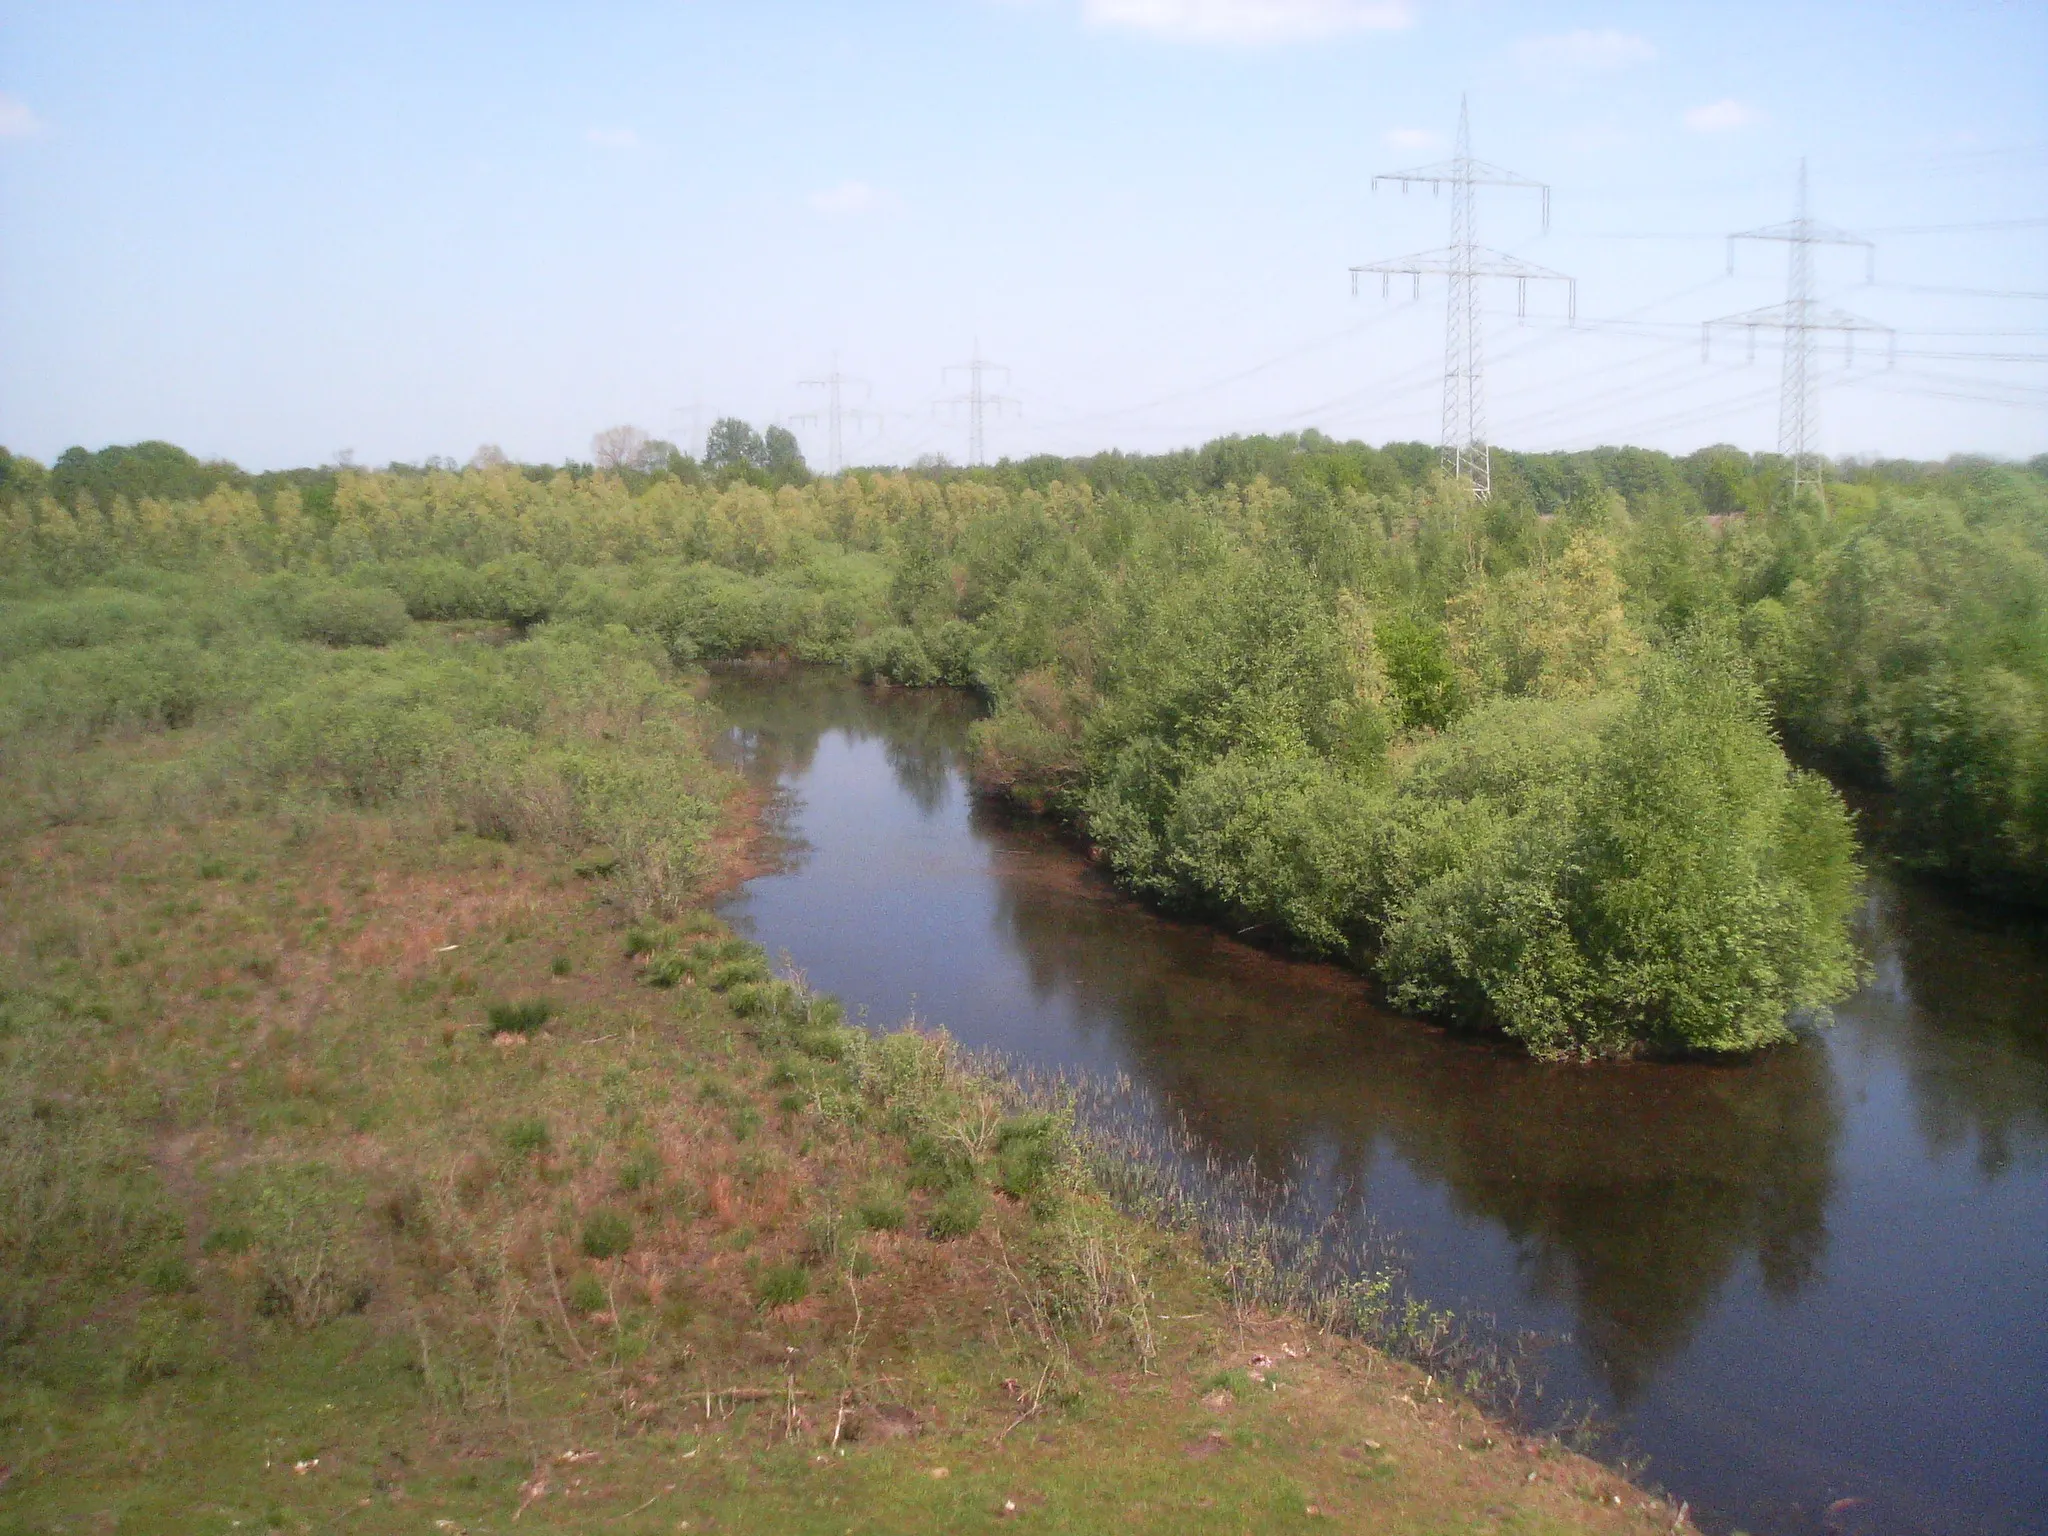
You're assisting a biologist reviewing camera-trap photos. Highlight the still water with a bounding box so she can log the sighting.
[707,666,2048,1536]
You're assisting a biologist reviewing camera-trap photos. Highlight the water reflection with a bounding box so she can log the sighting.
[975,805,1839,1402]
[1858,885,2048,1180]
[708,667,2048,1536]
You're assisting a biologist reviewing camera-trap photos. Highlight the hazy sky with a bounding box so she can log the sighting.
[1,1,2042,471]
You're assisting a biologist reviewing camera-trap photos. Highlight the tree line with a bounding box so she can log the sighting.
[4,432,2041,1056]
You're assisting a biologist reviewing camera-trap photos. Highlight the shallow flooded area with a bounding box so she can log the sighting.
[709,666,2048,1536]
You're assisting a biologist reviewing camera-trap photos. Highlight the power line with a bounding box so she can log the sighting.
[1577,215,2048,240]
[1551,385,1784,450]
[1869,281,2048,302]
[1349,95,1574,499]
[1863,216,2048,235]
[1030,304,1423,433]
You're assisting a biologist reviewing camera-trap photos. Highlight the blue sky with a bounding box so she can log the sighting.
[1,1,2042,470]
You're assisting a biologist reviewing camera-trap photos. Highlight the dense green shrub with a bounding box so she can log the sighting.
[905,1132,974,1193]
[1374,633,1860,1056]
[376,557,490,620]
[477,552,559,628]
[260,669,455,804]
[0,588,178,664]
[707,955,772,992]
[567,1273,608,1314]
[288,585,409,647]
[0,635,235,737]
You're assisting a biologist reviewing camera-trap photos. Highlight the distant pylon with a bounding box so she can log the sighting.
[796,359,874,474]
[937,343,1017,467]
[1704,160,1893,511]
[1351,97,1574,500]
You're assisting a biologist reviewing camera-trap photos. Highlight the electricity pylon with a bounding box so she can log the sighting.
[796,360,874,474]
[937,343,1017,467]
[1350,96,1574,500]
[1704,160,1892,511]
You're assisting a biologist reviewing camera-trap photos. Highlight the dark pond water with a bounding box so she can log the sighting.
[707,666,2048,1536]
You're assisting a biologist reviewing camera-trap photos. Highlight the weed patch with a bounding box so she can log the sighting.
[580,1207,633,1260]
[485,997,552,1036]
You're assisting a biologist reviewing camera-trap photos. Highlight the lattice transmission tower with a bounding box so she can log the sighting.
[1704,160,1892,511]
[796,360,874,474]
[1351,97,1574,500]
[937,344,1017,467]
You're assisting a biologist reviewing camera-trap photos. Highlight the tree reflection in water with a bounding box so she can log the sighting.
[973,808,1838,1404]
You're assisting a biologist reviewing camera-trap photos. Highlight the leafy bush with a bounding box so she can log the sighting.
[852,625,937,686]
[0,588,178,665]
[643,949,691,987]
[476,552,559,628]
[259,668,455,804]
[377,557,488,621]
[1758,492,2048,904]
[288,585,409,647]
[579,1208,634,1260]
[0,634,245,738]
[124,1300,213,1384]
[1374,632,1861,1057]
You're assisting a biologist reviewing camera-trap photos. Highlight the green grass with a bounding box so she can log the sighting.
[856,1186,909,1231]
[927,1183,986,1241]
[485,997,554,1035]
[504,1117,552,1155]
[754,1261,811,1309]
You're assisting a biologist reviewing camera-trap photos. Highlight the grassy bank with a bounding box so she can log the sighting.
[0,614,1687,1533]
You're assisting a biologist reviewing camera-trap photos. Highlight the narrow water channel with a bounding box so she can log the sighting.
[707,665,2048,1536]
